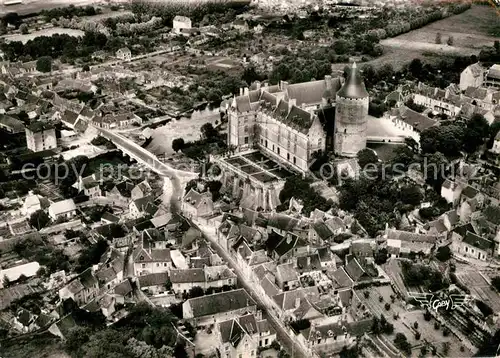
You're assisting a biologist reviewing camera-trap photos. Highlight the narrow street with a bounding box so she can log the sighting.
[188,218,310,358]
[102,126,308,356]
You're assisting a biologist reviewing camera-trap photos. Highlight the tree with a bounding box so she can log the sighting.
[19,23,28,34]
[424,310,432,321]
[374,248,388,265]
[409,58,423,77]
[83,64,90,72]
[400,185,423,206]
[333,39,350,55]
[447,36,454,46]
[200,123,217,139]
[464,113,490,153]
[357,148,378,168]
[394,333,412,355]
[435,32,442,44]
[436,245,452,261]
[172,138,185,153]
[491,276,500,292]
[29,209,51,230]
[187,286,204,299]
[36,56,52,73]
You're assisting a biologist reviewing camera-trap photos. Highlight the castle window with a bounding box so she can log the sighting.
[287,153,290,160]
[344,129,347,134]
[277,148,280,155]
[293,157,296,165]
[272,145,275,151]
[244,125,248,133]
[244,137,249,144]
[265,140,268,147]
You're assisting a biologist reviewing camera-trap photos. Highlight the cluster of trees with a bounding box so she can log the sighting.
[479,40,500,66]
[420,114,492,157]
[177,123,229,160]
[41,5,100,21]
[114,16,163,36]
[338,175,423,237]
[129,0,246,26]
[91,136,117,150]
[393,333,412,356]
[65,303,187,358]
[278,175,330,216]
[401,261,447,292]
[269,56,332,85]
[372,315,394,335]
[377,3,470,40]
[75,239,109,273]
[14,234,70,274]
[0,179,37,199]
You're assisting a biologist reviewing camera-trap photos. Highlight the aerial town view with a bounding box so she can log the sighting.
[0,0,499,357]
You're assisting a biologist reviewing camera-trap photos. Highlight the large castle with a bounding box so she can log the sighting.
[228,63,369,174]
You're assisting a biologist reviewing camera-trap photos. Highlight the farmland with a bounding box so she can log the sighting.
[333,5,499,71]
[1,27,84,44]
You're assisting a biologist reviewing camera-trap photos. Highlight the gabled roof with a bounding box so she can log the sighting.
[312,221,334,240]
[463,231,493,252]
[344,257,366,282]
[185,289,256,318]
[396,106,438,132]
[138,272,169,288]
[170,268,205,283]
[332,267,353,288]
[276,263,299,283]
[49,199,76,215]
[184,189,212,209]
[484,205,500,226]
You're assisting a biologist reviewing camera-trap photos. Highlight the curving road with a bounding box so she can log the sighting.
[96,127,198,214]
[98,127,308,357]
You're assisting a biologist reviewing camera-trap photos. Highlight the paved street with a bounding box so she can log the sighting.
[189,219,310,358]
[102,126,309,357]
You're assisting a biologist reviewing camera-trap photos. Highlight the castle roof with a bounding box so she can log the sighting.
[337,63,369,99]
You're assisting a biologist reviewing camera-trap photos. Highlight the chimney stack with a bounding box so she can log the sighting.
[295,297,301,309]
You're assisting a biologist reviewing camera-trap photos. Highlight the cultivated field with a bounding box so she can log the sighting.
[333,5,499,71]
[1,27,84,43]
[0,0,126,16]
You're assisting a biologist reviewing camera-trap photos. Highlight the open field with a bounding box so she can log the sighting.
[333,5,499,71]
[1,27,84,43]
[0,0,127,17]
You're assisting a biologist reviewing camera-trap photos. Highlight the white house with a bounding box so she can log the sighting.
[116,47,131,61]
[173,16,192,34]
[48,199,77,221]
[460,63,485,91]
[22,191,49,217]
[441,179,464,205]
[169,265,236,295]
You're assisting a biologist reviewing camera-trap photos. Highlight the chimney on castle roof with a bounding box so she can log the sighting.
[288,98,296,113]
[244,87,249,96]
[280,80,289,91]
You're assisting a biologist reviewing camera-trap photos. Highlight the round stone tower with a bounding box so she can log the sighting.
[334,62,369,157]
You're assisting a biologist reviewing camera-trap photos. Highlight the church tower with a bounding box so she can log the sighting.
[334,62,369,157]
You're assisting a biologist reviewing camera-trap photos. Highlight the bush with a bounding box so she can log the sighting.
[414,321,419,329]
[384,303,391,311]
[424,310,432,321]
[434,322,440,330]
[443,327,449,336]
[415,331,421,340]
